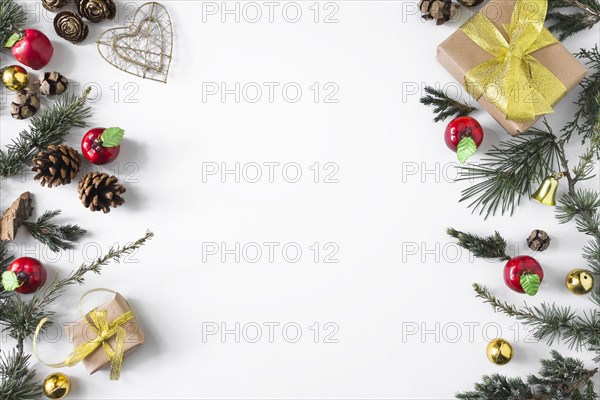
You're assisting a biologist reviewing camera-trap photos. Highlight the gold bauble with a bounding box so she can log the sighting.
[43,372,71,399]
[486,338,513,365]
[566,269,594,295]
[1,65,29,91]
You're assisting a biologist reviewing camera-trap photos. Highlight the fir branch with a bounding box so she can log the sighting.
[457,350,598,400]
[419,85,476,123]
[447,228,510,261]
[547,0,600,41]
[455,124,562,218]
[562,47,600,145]
[473,284,600,356]
[0,240,13,271]
[529,351,599,398]
[22,210,86,253]
[0,0,27,46]
[0,350,40,400]
[0,87,92,178]
[456,374,533,400]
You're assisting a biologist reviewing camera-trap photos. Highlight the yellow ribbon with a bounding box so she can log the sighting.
[34,289,135,381]
[460,0,566,121]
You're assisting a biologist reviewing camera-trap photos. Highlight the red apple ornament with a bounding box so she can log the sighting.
[445,116,484,163]
[2,257,47,294]
[504,256,544,296]
[5,29,54,70]
[81,127,125,165]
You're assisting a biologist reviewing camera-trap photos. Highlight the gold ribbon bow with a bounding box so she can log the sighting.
[460,0,566,121]
[34,289,135,381]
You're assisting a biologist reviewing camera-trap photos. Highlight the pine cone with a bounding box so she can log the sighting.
[39,72,69,95]
[32,145,81,188]
[42,0,68,11]
[54,11,89,44]
[11,89,40,119]
[78,172,126,213]
[527,230,551,252]
[419,0,459,25]
[76,0,116,22]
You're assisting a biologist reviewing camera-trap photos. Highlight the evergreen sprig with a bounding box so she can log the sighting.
[419,86,476,123]
[0,87,92,177]
[0,0,26,46]
[562,47,600,145]
[0,350,40,400]
[22,210,86,253]
[547,0,600,40]
[474,284,600,359]
[457,350,598,400]
[447,228,510,261]
[455,123,562,218]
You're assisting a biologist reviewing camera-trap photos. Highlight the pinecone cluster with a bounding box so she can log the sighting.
[43,0,116,44]
[32,145,81,187]
[31,146,127,213]
[8,72,69,120]
[78,172,126,213]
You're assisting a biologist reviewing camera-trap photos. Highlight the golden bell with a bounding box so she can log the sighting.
[566,269,594,295]
[486,338,513,365]
[43,372,71,399]
[532,176,559,206]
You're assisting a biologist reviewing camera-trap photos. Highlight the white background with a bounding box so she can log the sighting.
[1,0,599,398]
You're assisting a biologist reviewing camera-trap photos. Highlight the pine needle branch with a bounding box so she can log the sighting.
[0,87,92,178]
[473,284,600,356]
[547,0,600,40]
[455,123,562,218]
[28,229,154,327]
[562,46,600,145]
[447,228,510,261]
[419,85,476,123]
[457,350,598,400]
[0,0,27,46]
[0,350,40,400]
[22,210,86,253]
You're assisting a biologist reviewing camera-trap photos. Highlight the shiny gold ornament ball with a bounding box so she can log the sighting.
[43,372,71,399]
[566,269,594,295]
[1,65,29,91]
[486,338,513,365]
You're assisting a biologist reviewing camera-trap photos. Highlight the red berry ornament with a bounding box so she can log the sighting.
[5,29,54,70]
[504,256,544,296]
[445,116,484,163]
[81,127,125,165]
[2,257,47,294]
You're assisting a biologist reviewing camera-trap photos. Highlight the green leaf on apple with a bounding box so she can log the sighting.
[520,273,541,296]
[5,32,23,48]
[2,271,19,292]
[457,136,477,164]
[101,127,125,148]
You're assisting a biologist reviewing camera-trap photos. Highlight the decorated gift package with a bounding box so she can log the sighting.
[437,0,588,135]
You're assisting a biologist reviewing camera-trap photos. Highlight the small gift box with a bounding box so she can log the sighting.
[64,291,145,379]
[437,0,587,135]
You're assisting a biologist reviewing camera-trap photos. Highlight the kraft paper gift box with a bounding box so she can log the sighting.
[437,0,587,136]
[65,292,145,375]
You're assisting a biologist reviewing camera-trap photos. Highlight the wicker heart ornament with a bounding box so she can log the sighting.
[97,2,173,83]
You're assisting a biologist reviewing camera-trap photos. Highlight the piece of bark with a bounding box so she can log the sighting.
[0,192,33,240]
[437,0,588,136]
[65,292,145,375]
